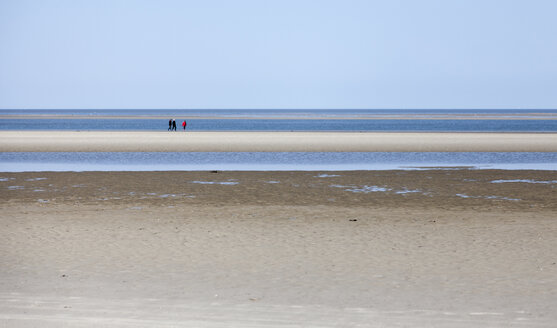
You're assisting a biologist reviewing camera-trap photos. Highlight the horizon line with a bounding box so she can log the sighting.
[2,108,557,111]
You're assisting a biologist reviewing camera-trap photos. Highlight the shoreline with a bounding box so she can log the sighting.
[2,131,557,152]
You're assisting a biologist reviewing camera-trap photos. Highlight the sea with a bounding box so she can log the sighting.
[2,108,557,132]
[1,109,556,171]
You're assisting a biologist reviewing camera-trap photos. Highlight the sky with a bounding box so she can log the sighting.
[1,0,556,110]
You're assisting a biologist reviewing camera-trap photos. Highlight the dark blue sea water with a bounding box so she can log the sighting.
[2,108,557,117]
[2,109,557,131]
[2,118,557,132]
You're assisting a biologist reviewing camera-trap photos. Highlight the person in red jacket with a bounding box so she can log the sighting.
[182,120,187,130]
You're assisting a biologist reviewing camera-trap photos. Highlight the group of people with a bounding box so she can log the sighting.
[168,119,187,131]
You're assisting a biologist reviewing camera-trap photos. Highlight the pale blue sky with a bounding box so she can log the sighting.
[1,0,556,109]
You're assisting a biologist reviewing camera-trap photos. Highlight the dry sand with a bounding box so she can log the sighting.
[1,170,557,327]
[2,131,557,152]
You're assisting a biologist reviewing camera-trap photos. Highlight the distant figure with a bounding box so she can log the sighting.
[172,119,177,131]
[168,119,172,131]
[182,120,187,130]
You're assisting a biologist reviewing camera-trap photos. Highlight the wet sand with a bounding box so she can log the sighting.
[2,131,557,152]
[1,170,557,327]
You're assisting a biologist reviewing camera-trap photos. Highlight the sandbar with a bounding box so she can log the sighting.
[2,131,557,152]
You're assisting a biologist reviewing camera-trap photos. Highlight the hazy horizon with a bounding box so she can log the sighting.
[2,108,557,112]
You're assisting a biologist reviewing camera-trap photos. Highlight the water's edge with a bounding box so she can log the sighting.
[1,152,555,172]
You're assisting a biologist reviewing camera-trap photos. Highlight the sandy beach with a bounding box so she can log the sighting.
[2,131,557,152]
[1,169,557,327]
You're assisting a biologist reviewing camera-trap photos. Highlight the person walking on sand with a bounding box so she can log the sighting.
[172,119,177,131]
[182,120,187,131]
[168,119,172,131]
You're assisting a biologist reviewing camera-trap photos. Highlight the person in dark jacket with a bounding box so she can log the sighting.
[172,119,177,131]
[168,119,172,131]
